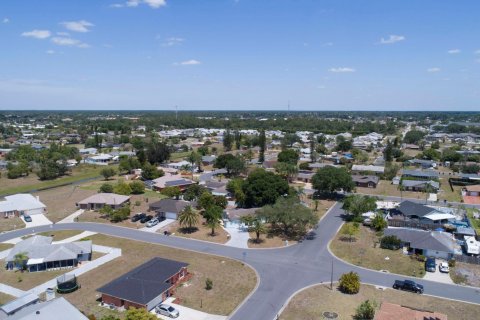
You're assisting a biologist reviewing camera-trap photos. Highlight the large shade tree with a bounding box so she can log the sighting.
[240,169,289,208]
[311,166,355,195]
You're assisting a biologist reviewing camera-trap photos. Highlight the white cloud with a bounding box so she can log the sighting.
[144,0,166,8]
[322,42,333,47]
[174,59,201,66]
[161,37,184,47]
[21,29,51,39]
[2,18,9,24]
[57,32,70,36]
[474,50,480,55]
[51,37,89,48]
[112,0,166,8]
[329,67,355,73]
[317,85,326,89]
[380,34,405,44]
[61,20,94,33]
[46,50,55,55]
[447,49,461,54]
[427,67,441,73]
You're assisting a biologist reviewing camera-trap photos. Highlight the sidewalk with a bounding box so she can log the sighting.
[0,283,27,298]
[57,209,84,224]
[52,231,97,244]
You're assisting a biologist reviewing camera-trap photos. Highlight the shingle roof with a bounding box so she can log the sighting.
[384,228,455,253]
[97,257,188,305]
[401,169,439,179]
[401,180,439,190]
[6,297,88,320]
[351,165,385,173]
[77,193,130,206]
[397,201,437,218]
[352,175,379,184]
[374,302,447,320]
[149,199,194,214]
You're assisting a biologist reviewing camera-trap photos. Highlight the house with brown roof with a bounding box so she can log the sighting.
[77,193,130,210]
[463,184,480,197]
[374,302,447,320]
[352,175,379,188]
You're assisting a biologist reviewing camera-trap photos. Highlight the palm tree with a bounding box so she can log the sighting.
[187,151,201,179]
[250,219,266,243]
[178,205,198,233]
[204,205,223,236]
[13,252,28,271]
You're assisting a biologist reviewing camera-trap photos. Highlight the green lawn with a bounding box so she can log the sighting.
[467,208,480,234]
[170,151,190,160]
[0,165,113,196]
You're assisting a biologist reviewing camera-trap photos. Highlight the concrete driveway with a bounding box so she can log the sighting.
[140,218,175,233]
[21,214,52,227]
[153,298,227,320]
[423,261,454,284]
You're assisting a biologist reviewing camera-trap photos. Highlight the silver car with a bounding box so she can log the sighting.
[156,304,179,318]
[146,217,159,228]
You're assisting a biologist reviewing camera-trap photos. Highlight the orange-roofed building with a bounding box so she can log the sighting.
[374,302,447,320]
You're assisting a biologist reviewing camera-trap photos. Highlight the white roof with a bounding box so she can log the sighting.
[27,258,44,265]
[0,194,46,213]
[423,212,456,221]
[351,165,385,173]
[7,297,88,320]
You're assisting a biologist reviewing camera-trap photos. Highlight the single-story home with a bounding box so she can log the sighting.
[149,199,195,220]
[383,228,457,260]
[352,175,379,188]
[463,185,480,197]
[0,293,39,317]
[0,194,47,218]
[5,235,92,272]
[351,164,385,175]
[79,148,97,155]
[401,179,439,192]
[396,200,455,224]
[374,302,447,320]
[97,257,188,311]
[296,171,315,183]
[77,193,130,210]
[201,155,216,165]
[225,208,259,223]
[407,159,437,169]
[1,296,88,320]
[151,174,195,191]
[203,180,230,197]
[401,169,439,180]
[84,154,113,165]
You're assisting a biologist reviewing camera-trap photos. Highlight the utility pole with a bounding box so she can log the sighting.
[330,260,334,290]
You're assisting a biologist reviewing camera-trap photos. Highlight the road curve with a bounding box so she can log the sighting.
[1,202,480,320]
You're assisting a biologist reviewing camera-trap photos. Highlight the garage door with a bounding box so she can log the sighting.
[165,212,178,220]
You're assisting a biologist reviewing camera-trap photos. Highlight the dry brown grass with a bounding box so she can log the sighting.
[247,231,296,248]
[0,292,15,305]
[35,185,97,223]
[62,234,256,319]
[280,284,479,320]
[0,264,67,290]
[330,225,425,277]
[0,243,13,251]
[0,217,25,233]
[357,180,428,200]
[450,262,480,287]
[77,210,141,229]
[159,219,230,244]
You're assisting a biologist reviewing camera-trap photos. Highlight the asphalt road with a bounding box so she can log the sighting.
[1,202,480,320]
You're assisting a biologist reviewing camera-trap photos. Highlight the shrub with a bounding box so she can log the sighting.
[99,183,113,193]
[371,213,387,231]
[100,167,116,180]
[355,300,376,320]
[380,235,402,250]
[448,259,456,268]
[134,200,141,206]
[114,180,132,195]
[338,271,360,294]
[110,207,130,222]
[129,181,145,194]
[205,278,213,290]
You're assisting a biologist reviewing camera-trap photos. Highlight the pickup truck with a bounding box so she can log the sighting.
[392,280,424,294]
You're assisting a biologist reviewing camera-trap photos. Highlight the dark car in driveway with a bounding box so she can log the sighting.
[131,213,146,222]
[425,257,436,272]
[140,215,153,223]
[23,215,32,222]
[393,280,424,294]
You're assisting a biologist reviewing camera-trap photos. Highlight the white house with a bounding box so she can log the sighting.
[0,194,47,218]
[84,154,113,165]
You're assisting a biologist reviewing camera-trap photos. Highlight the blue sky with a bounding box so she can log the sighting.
[0,0,479,111]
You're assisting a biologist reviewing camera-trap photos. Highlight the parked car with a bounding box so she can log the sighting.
[425,257,436,272]
[140,215,153,223]
[131,213,146,222]
[156,304,179,318]
[393,280,424,294]
[23,215,32,222]
[439,261,450,273]
[146,218,160,228]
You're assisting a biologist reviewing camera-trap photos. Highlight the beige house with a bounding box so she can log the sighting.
[77,193,130,211]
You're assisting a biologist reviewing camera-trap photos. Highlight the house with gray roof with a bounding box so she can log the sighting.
[0,194,46,218]
[401,169,439,180]
[1,297,87,320]
[351,164,385,175]
[5,235,92,272]
[97,257,188,311]
[395,200,455,224]
[407,159,437,169]
[401,179,439,192]
[149,199,195,220]
[352,175,379,188]
[77,193,130,210]
[384,228,457,259]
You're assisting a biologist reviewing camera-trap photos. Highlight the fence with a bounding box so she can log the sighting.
[454,254,480,265]
[387,219,438,231]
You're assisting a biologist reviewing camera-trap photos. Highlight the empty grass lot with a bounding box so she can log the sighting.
[0,243,13,251]
[62,234,257,319]
[0,165,108,196]
[38,230,84,241]
[0,264,68,291]
[0,217,25,233]
[330,224,425,277]
[280,284,479,320]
